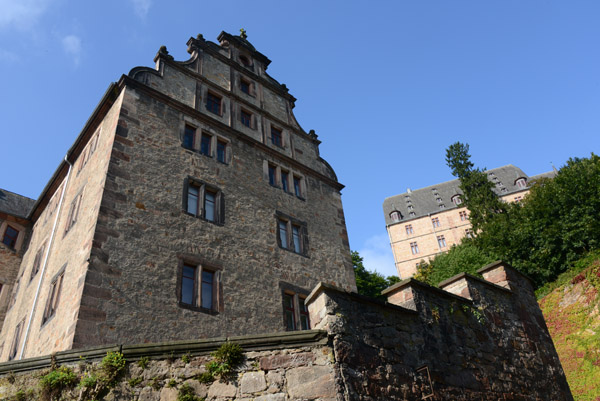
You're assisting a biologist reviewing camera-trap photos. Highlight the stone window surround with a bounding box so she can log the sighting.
[238,75,256,97]
[182,176,225,226]
[263,160,306,201]
[239,106,256,129]
[431,217,441,228]
[180,119,232,165]
[275,211,309,257]
[279,282,310,331]
[8,318,24,361]
[405,224,414,235]
[175,255,223,314]
[437,235,447,248]
[29,240,47,282]
[76,127,101,175]
[64,186,85,236]
[410,242,419,255]
[40,264,66,328]
[0,220,26,252]
[205,90,224,116]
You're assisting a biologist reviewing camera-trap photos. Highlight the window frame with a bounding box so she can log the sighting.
[1,225,19,249]
[431,217,441,228]
[8,319,24,361]
[270,126,283,148]
[176,258,222,314]
[183,124,196,151]
[30,242,46,281]
[64,189,84,235]
[240,108,253,128]
[41,265,66,327]
[183,177,225,225]
[206,92,223,116]
[280,286,311,332]
[405,224,413,235]
[276,212,309,257]
[437,235,447,248]
[410,242,419,255]
[240,77,254,96]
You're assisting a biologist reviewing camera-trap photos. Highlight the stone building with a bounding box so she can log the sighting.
[0,190,35,332]
[383,165,555,279]
[0,31,356,361]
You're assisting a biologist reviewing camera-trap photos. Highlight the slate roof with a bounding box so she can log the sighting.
[0,188,36,219]
[382,165,553,226]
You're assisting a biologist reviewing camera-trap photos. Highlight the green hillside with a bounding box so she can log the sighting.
[538,252,600,401]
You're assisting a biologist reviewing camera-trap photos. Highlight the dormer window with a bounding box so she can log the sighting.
[390,211,402,223]
[451,195,462,205]
[515,178,527,188]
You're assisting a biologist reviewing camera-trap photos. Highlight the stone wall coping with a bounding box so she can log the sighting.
[438,272,512,294]
[0,330,327,375]
[477,260,534,284]
[305,282,417,315]
[381,278,474,306]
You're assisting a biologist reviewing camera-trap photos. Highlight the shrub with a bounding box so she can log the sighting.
[39,366,77,400]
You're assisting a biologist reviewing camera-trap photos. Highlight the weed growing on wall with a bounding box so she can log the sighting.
[39,366,78,400]
[197,342,244,383]
[177,383,204,401]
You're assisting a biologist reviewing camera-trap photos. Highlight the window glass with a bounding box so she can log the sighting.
[292,225,301,253]
[281,171,289,192]
[241,110,251,127]
[268,165,277,186]
[293,176,302,197]
[217,140,226,163]
[284,294,295,330]
[206,93,221,115]
[299,297,310,330]
[279,220,288,249]
[240,79,250,94]
[187,186,199,215]
[181,265,196,305]
[2,226,19,248]
[201,271,214,309]
[183,125,195,150]
[271,127,282,147]
[204,191,216,222]
[200,134,211,156]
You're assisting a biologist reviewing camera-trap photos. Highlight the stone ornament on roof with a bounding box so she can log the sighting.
[240,28,247,39]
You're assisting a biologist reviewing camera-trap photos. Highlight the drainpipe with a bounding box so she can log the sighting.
[19,156,73,359]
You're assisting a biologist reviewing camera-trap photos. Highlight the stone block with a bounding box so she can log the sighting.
[208,380,237,398]
[286,365,336,399]
[240,371,267,394]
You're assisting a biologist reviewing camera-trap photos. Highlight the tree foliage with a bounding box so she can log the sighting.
[414,240,499,286]
[446,142,506,232]
[352,251,400,300]
[430,147,600,289]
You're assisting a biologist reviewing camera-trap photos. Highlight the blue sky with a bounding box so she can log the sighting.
[1,1,599,278]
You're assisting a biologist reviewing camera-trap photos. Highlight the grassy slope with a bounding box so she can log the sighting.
[538,253,600,401]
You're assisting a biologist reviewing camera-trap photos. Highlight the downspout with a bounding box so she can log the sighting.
[19,156,73,359]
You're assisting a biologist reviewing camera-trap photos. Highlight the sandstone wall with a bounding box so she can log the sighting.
[0,91,124,360]
[307,261,573,400]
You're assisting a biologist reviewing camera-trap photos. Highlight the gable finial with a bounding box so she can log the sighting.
[240,28,247,39]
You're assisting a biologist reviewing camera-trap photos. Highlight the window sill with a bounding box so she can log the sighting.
[277,246,309,259]
[182,211,224,227]
[178,302,219,315]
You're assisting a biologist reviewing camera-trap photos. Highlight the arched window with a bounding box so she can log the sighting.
[515,178,527,188]
[390,211,402,222]
[451,195,462,206]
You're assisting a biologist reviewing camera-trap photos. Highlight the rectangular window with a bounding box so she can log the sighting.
[459,211,468,221]
[268,164,277,187]
[200,133,212,156]
[2,225,19,248]
[277,214,308,256]
[179,262,219,313]
[410,242,419,255]
[206,92,222,115]
[431,217,440,228]
[299,297,310,330]
[30,243,46,280]
[437,235,447,248]
[42,269,65,325]
[293,175,303,198]
[281,170,289,193]
[284,293,295,330]
[8,278,20,310]
[241,109,252,128]
[184,179,224,225]
[65,191,83,234]
[183,124,196,150]
[405,225,413,235]
[89,131,100,155]
[240,78,251,95]
[465,228,474,238]
[8,319,24,361]
[204,190,216,222]
[278,220,288,249]
[271,127,283,147]
[216,140,227,163]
